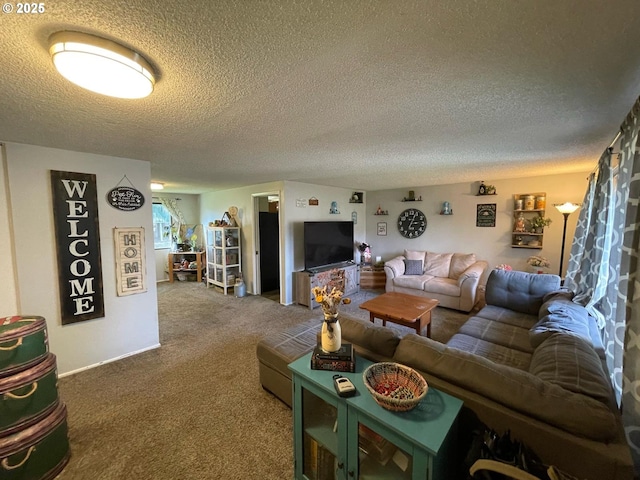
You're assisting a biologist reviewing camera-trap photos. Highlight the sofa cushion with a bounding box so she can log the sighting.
[423,277,460,296]
[340,315,401,358]
[424,252,453,277]
[529,313,592,349]
[404,250,427,262]
[394,334,618,441]
[447,333,531,370]
[394,274,432,290]
[529,333,613,404]
[460,316,534,354]
[449,253,477,280]
[404,259,423,275]
[475,305,539,330]
[485,269,561,315]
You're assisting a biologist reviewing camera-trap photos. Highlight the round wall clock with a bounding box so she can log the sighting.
[398,208,427,238]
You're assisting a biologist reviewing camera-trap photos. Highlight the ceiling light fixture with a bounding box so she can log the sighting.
[49,31,155,99]
[150,182,164,191]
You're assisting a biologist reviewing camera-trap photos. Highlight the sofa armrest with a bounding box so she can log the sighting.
[384,256,406,292]
[457,260,487,311]
[457,260,487,286]
[384,256,405,278]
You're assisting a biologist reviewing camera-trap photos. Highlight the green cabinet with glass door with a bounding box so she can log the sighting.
[289,353,463,480]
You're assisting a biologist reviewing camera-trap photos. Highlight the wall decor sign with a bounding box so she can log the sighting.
[106,175,145,211]
[50,170,105,324]
[308,197,319,206]
[476,203,497,227]
[377,222,387,236]
[114,227,147,296]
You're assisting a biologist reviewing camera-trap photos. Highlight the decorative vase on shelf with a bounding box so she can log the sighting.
[321,313,342,353]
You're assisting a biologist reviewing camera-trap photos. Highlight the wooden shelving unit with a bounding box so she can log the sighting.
[512,192,546,249]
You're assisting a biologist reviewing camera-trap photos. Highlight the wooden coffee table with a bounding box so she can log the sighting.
[359,292,439,337]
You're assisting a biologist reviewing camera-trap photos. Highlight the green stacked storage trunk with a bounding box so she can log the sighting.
[0,316,70,479]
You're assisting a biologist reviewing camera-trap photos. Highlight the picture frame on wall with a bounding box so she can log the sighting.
[377,222,387,236]
[476,203,496,227]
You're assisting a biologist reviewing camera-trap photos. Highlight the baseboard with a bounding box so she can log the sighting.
[58,343,162,378]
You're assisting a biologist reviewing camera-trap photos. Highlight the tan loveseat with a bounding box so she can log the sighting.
[256,269,632,480]
[384,250,487,312]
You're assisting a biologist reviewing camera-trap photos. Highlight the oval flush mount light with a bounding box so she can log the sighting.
[49,31,155,99]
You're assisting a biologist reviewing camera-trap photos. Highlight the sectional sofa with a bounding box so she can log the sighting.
[256,269,632,479]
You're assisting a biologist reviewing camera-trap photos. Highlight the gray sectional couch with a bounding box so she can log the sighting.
[256,269,632,479]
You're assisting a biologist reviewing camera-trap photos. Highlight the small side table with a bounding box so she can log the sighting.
[359,265,386,289]
[168,251,205,283]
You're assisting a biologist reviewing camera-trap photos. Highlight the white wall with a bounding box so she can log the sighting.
[0,144,19,315]
[365,172,590,280]
[199,181,364,305]
[152,192,201,282]
[4,143,160,375]
[200,181,283,297]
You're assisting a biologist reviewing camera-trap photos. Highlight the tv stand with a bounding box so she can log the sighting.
[294,263,359,309]
[304,261,355,275]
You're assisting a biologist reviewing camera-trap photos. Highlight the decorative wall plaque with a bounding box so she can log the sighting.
[476,203,496,227]
[50,170,105,324]
[114,227,147,296]
[106,175,145,211]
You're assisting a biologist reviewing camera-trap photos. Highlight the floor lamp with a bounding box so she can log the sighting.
[554,202,581,277]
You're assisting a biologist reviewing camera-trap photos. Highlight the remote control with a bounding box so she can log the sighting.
[333,374,356,397]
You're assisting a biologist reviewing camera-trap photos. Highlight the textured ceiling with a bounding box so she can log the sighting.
[2,1,640,193]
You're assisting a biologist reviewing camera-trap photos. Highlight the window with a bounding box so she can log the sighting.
[153,203,173,249]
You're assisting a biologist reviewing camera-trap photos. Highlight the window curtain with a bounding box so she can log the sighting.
[159,197,185,244]
[565,98,640,471]
[618,102,640,470]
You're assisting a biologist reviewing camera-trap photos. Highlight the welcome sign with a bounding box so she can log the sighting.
[50,170,105,324]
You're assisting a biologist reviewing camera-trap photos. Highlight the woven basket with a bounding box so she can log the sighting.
[363,362,428,412]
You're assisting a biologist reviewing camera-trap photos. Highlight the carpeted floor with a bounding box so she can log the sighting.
[56,283,469,479]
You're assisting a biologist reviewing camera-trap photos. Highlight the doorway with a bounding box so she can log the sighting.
[254,194,280,302]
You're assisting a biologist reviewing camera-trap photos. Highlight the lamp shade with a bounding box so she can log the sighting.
[49,31,155,99]
[554,202,580,215]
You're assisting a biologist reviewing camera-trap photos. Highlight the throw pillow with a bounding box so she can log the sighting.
[424,252,453,278]
[449,253,476,279]
[404,259,423,275]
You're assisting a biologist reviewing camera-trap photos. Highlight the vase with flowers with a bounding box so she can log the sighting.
[527,255,551,274]
[312,285,351,352]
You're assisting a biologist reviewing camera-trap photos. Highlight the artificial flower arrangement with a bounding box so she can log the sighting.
[495,264,512,271]
[531,216,552,229]
[527,255,551,268]
[312,285,351,317]
[357,242,370,253]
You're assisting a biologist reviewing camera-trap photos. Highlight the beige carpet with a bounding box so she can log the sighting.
[56,284,469,479]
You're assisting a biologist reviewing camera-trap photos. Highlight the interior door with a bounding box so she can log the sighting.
[259,212,280,293]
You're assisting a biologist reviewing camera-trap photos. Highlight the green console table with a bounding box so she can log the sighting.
[289,352,463,480]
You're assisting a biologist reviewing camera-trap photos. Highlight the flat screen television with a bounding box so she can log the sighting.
[304,221,354,270]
